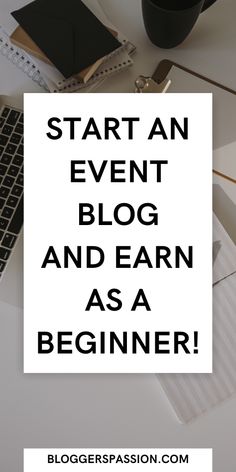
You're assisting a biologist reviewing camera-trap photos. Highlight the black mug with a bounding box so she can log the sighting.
[142,0,218,48]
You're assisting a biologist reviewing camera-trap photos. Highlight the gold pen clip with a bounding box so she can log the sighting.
[135,76,171,93]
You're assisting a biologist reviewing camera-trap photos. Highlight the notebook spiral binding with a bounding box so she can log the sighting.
[0,27,49,91]
[0,26,135,94]
[52,40,134,93]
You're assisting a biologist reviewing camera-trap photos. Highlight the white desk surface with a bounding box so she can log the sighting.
[0,0,236,471]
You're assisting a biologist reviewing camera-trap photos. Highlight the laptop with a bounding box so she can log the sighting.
[0,94,23,308]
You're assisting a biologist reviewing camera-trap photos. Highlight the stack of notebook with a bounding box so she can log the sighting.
[0,0,135,92]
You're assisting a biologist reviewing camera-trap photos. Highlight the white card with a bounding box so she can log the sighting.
[24,93,212,373]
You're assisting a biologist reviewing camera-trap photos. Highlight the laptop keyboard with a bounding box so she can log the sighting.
[0,106,23,278]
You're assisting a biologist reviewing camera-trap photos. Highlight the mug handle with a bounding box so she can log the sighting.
[201,0,218,12]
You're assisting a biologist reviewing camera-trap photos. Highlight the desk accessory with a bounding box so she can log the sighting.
[142,0,218,48]
[0,0,136,93]
[10,25,119,83]
[134,75,171,93]
[10,25,53,66]
[44,48,133,93]
[151,60,236,152]
[0,25,134,93]
[11,0,121,79]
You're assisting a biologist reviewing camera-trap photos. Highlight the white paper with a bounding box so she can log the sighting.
[159,215,236,423]
[213,174,236,245]
[214,141,236,181]
[213,214,236,285]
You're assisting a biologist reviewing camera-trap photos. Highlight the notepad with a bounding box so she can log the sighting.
[42,49,133,93]
[11,0,121,78]
[0,24,134,93]
[0,0,136,93]
[10,24,119,83]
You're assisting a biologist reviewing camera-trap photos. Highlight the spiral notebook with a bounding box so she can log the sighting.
[0,24,134,93]
[0,25,48,90]
[41,46,133,93]
[0,7,135,94]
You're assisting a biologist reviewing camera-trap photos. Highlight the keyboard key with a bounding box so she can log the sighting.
[0,147,4,157]
[10,133,21,145]
[0,177,2,185]
[0,230,4,241]
[0,187,10,198]
[6,110,20,126]
[19,113,23,124]
[15,123,23,134]
[0,198,5,210]
[16,174,23,186]
[2,108,10,118]
[0,164,7,175]
[11,185,23,197]
[0,118,5,128]
[8,165,19,177]
[0,218,8,230]
[2,124,13,136]
[0,260,6,273]
[1,154,12,166]
[13,154,23,166]
[0,164,8,176]
[0,247,10,261]
[2,206,14,219]
[5,143,17,155]
[0,135,9,146]
[2,233,16,249]
[18,144,23,156]
[3,176,14,188]
[6,196,18,208]
[7,196,23,234]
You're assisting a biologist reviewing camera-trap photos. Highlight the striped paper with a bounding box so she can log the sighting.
[158,215,236,422]
[213,214,236,284]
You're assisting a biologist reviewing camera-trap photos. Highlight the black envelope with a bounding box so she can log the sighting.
[11,0,121,78]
